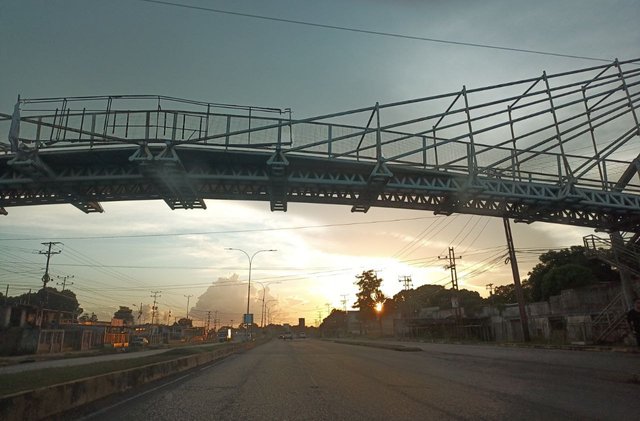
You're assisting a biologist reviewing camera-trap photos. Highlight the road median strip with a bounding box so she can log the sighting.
[0,341,262,421]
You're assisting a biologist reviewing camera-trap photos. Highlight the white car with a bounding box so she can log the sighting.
[130,337,149,346]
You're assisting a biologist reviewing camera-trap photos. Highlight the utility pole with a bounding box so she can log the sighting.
[503,218,530,342]
[4,285,8,304]
[150,291,161,325]
[399,275,413,290]
[206,311,211,337]
[439,247,462,333]
[184,294,193,319]
[486,283,494,296]
[39,242,62,306]
[439,247,461,291]
[56,275,74,291]
[214,310,218,331]
[325,303,331,315]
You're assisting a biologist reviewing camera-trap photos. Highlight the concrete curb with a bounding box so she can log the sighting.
[497,342,640,353]
[332,339,422,352]
[0,342,257,421]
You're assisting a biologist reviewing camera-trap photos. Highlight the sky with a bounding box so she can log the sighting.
[0,0,638,326]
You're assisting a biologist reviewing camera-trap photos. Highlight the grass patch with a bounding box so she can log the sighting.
[0,344,234,397]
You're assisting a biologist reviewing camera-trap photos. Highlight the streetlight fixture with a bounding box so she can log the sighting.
[225,248,277,339]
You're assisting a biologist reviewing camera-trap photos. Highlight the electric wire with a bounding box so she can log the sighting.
[0,215,441,241]
[137,0,614,63]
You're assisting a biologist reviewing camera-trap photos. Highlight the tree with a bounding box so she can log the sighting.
[177,317,193,327]
[489,281,532,306]
[541,264,597,298]
[320,309,347,336]
[386,284,484,317]
[113,306,135,325]
[353,270,385,322]
[78,312,98,323]
[525,246,618,301]
[8,287,83,315]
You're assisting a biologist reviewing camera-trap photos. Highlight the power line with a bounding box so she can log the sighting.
[0,215,439,241]
[137,0,613,63]
[460,218,492,255]
[392,216,446,260]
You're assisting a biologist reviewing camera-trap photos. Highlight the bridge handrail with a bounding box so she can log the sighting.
[4,58,640,197]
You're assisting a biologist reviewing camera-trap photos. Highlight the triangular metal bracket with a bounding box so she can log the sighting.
[155,145,182,166]
[8,151,57,179]
[351,162,394,212]
[367,162,393,184]
[557,178,587,202]
[128,145,154,162]
[267,150,290,177]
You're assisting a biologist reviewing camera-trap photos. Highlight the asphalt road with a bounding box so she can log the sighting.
[83,339,640,420]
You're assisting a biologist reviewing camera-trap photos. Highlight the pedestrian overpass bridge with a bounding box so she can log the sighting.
[1,58,639,232]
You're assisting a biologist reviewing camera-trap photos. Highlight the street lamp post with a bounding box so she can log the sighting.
[264,299,278,327]
[184,294,193,320]
[225,248,277,339]
[266,300,279,325]
[256,281,281,327]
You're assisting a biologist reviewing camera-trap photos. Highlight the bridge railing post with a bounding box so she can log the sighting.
[462,86,477,176]
[375,102,382,162]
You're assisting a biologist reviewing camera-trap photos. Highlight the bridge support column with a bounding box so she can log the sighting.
[267,150,289,211]
[610,232,637,308]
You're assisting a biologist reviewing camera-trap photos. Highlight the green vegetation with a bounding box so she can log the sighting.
[364,245,620,315]
[385,284,483,317]
[6,287,83,316]
[524,246,618,302]
[112,306,135,325]
[353,270,385,322]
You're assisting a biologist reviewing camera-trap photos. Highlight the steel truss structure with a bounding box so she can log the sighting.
[1,59,640,231]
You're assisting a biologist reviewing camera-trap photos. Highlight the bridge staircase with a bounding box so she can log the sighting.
[589,291,629,343]
[583,234,638,343]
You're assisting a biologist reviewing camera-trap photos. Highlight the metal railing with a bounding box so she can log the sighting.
[3,58,640,194]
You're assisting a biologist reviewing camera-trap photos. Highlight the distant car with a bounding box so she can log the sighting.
[298,333,306,339]
[130,337,149,346]
[282,332,294,340]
